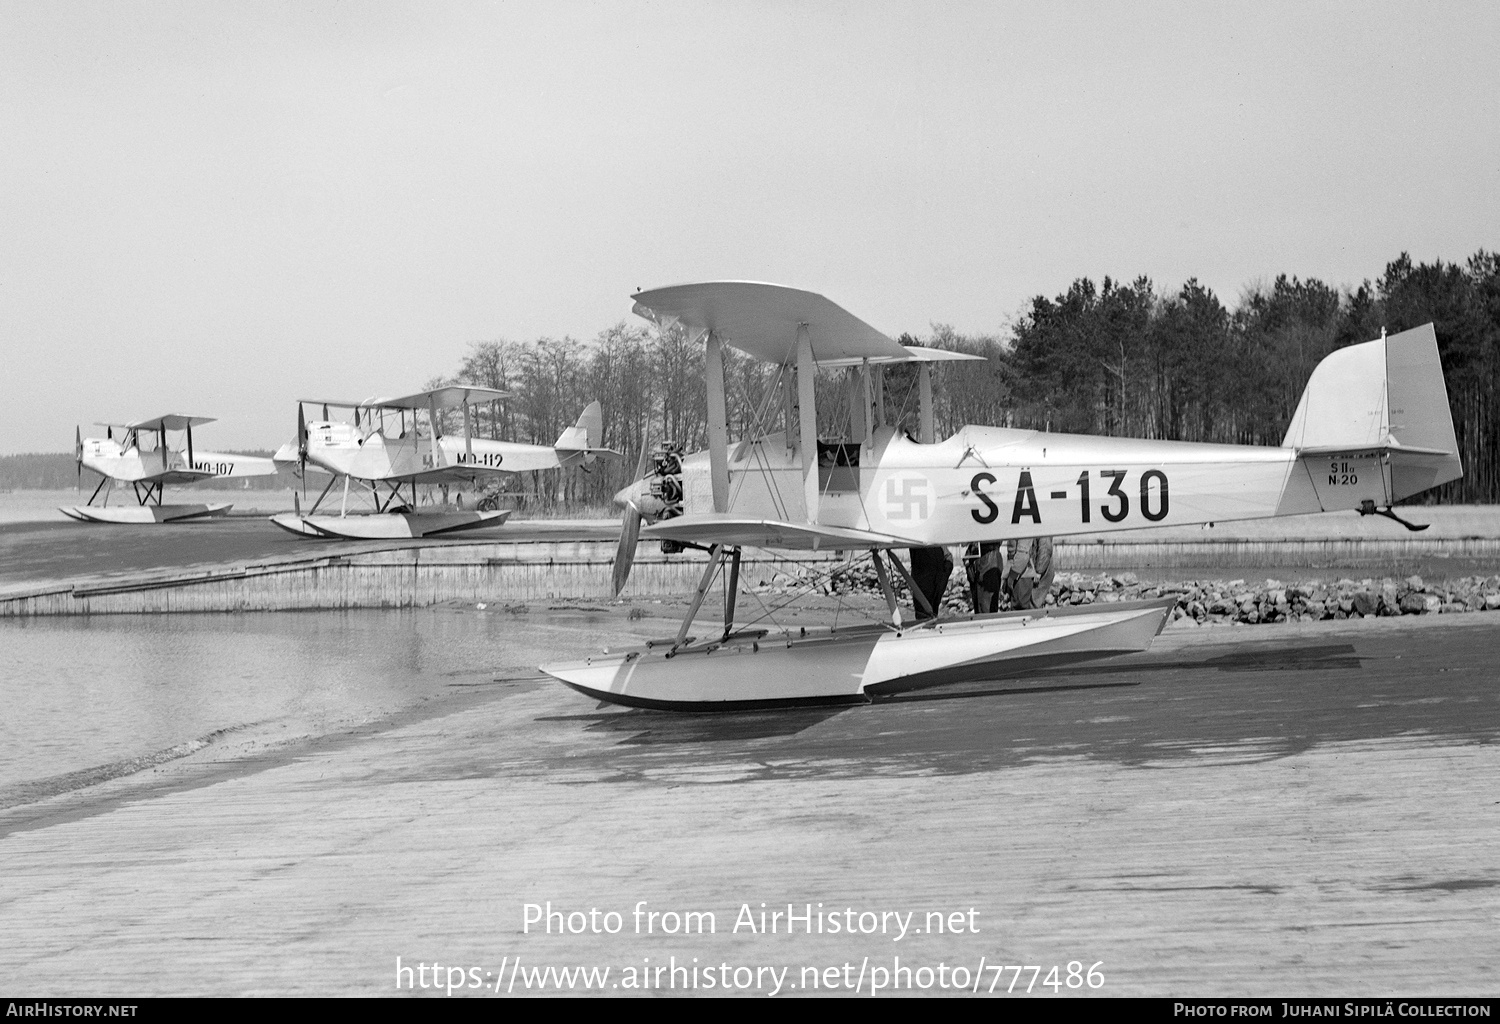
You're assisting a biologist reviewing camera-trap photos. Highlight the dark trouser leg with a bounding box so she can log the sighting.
[909,546,953,620]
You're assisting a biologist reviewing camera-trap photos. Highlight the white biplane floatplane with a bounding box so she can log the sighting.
[540,282,1462,711]
[271,385,616,540]
[63,415,276,523]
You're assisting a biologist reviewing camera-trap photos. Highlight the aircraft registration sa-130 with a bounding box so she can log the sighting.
[271,386,616,540]
[63,415,276,523]
[539,281,1462,711]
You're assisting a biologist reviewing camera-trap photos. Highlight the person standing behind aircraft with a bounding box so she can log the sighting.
[1005,537,1055,609]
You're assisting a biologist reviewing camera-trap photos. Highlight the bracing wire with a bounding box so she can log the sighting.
[727,550,891,636]
[726,361,793,520]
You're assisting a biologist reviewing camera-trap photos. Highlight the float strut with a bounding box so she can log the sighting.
[886,550,934,620]
[672,545,725,654]
[870,550,903,629]
[723,546,742,640]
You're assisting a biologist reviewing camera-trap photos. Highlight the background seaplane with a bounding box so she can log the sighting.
[63,414,277,524]
[271,385,615,539]
[540,281,1463,711]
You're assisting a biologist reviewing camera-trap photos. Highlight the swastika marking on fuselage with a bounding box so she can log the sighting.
[881,473,932,522]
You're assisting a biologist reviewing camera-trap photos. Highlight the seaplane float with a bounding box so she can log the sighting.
[539,281,1462,710]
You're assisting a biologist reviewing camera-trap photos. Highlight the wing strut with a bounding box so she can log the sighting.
[705,331,729,513]
[428,396,443,470]
[782,369,796,456]
[796,324,819,524]
[918,362,934,443]
[847,359,882,441]
[157,428,168,505]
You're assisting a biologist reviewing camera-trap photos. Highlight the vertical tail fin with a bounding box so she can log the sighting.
[1279,323,1461,508]
[554,401,603,451]
[1384,325,1462,497]
[1281,335,1389,450]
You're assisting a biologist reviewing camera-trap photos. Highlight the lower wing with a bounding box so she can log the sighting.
[642,514,920,551]
[376,465,515,486]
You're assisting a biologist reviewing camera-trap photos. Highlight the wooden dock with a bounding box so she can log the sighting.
[0,540,833,615]
[3,535,1498,616]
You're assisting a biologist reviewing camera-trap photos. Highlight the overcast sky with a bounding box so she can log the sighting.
[3,1,1497,453]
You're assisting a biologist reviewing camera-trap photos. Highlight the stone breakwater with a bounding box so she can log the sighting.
[778,564,1500,626]
[1049,571,1500,626]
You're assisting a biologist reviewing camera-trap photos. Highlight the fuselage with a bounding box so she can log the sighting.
[631,424,1403,544]
[284,420,578,480]
[81,436,275,484]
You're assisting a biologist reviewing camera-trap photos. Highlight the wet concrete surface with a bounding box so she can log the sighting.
[353,616,1500,788]
[0,612,1495,996]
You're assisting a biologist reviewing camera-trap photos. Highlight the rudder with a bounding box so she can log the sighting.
[1279,323,1461,509]
[554,401,604,452]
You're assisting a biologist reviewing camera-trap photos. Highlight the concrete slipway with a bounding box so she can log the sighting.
[0,608,1496,997]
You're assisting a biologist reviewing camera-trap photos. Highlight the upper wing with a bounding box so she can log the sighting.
[631,281,910,365]
[817,345,988,368]
[297,385,512,413]
[361,385,513,411]
[96,414,216,431]
[642,513,921,551]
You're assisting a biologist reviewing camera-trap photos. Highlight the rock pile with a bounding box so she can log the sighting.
[752,564,1500,626]
[1049,572,1500,626]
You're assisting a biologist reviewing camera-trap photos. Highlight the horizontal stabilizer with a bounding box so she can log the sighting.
[1296,441,1453,457]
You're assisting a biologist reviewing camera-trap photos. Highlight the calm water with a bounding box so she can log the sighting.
[0,488,297,525]
[0,608,635,793]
